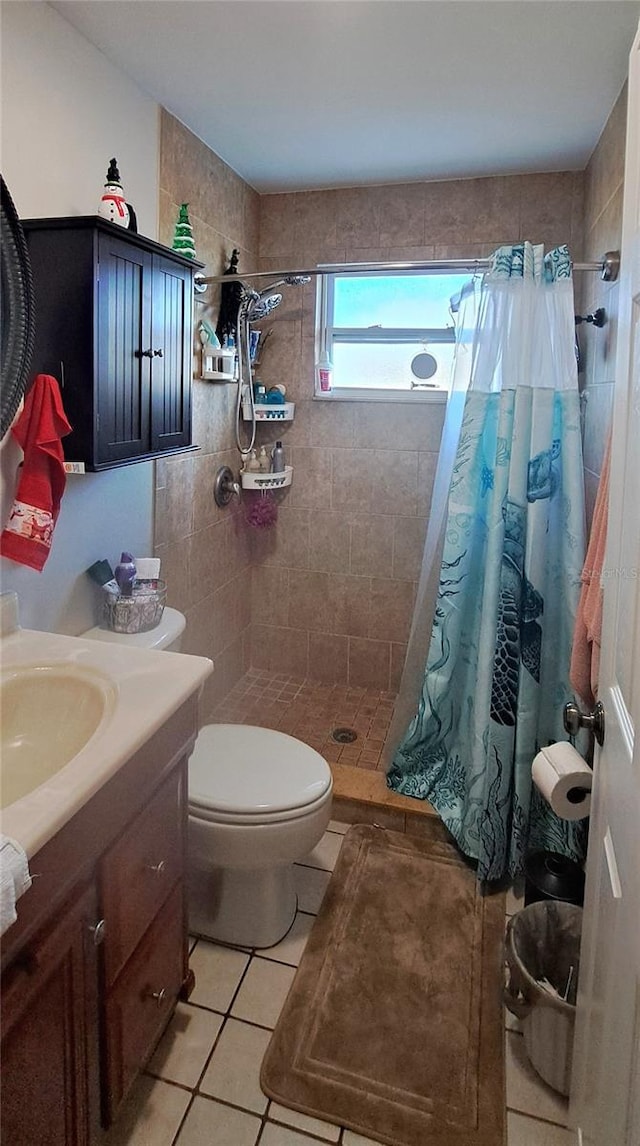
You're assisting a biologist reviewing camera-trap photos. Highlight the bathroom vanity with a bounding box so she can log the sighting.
[0,615,212,1144]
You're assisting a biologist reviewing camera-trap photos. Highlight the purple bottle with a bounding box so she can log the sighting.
[115,552,137,598]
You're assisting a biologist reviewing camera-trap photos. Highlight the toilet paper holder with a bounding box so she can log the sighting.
[563,701,605,748]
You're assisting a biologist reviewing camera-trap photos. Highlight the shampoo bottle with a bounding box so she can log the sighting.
[271,441,286,473]
[316,350,333,392]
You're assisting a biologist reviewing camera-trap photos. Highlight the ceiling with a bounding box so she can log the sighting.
[51,1,639,193]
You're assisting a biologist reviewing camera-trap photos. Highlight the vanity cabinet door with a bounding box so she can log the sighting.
[103,883,184,1122]
[0,882,101,1146]
[100,757,190,1127]
[100,767,184,988]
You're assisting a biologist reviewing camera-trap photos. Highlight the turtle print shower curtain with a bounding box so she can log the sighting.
[388,243,588,882]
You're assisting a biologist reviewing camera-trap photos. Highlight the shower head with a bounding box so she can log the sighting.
[238,273,309,326]
[247,292,282,321]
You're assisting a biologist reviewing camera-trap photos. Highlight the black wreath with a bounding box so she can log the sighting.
[1,175,35,438]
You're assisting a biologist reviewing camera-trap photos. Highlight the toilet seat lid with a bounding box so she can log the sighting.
[188,724,332,816]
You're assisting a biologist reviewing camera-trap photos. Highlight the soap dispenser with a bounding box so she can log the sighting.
[245,448,260,473]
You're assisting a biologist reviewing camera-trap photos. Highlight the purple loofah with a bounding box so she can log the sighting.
[244,490,278,528]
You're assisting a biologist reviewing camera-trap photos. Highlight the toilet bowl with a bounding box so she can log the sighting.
[189,723,332,946]
[82,608,333,947]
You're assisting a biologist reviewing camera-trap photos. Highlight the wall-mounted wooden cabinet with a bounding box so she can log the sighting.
[23,217,202,470]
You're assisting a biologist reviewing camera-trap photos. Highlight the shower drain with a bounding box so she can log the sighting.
[331,727,358,744]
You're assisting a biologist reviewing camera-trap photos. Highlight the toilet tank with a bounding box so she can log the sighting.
[81,607,186,652]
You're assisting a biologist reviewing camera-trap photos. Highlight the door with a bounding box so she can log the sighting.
[1,882,101,1146]
[570,27,640,1146]
[150,252,193,454]
[96,231,152,465]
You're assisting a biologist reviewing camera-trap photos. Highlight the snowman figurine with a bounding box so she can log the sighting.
[98,158,130,228]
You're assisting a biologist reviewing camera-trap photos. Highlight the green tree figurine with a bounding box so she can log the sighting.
[172,203,196,258]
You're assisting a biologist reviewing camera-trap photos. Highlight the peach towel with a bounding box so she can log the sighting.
[570,437,611,707]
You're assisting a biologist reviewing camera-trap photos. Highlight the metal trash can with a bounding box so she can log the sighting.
[504,901,582,1096]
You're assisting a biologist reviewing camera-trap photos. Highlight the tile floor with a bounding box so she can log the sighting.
[210,670,396,770]
[105,824,576,1146]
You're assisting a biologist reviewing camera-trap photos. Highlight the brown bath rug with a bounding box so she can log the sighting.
[261,822,505,1146]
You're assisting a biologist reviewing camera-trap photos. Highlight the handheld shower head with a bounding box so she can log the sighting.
[234,271,311,457]
[248,292,282,320]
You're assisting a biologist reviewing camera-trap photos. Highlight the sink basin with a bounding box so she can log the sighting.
[0,605,213,860]
[1,664,116,808]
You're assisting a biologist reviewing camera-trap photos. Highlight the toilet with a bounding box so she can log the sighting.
[82,608,333,947]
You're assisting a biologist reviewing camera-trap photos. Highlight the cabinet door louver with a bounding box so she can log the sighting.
[150,254,192,453]
[97,234,152,464]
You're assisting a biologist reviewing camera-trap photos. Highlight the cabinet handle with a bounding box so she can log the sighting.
[148,860,166,877]
[149,988,167,1008]
[136,348,154,358]
[88,919,106,946]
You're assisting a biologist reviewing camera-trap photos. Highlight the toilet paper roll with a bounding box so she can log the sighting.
[532,742,592,821]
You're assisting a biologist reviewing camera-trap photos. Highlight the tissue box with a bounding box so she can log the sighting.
[102,580,167,634]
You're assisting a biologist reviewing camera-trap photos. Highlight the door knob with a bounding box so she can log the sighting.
[563,701,605,747]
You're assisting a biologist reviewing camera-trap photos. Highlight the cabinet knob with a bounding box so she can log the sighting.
[148,860,166,877]
[89,919,106,946]
[153,348,164,358]
[149,988,167,1008]
[136,348,154,358]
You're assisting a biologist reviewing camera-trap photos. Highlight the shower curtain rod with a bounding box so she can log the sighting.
[199,250,620,286]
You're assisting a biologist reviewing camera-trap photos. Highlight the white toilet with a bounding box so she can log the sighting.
[82,607,333,947]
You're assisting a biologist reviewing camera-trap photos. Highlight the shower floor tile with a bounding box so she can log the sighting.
[211,671,396,770]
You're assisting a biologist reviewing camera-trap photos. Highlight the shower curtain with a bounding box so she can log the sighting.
[387,243,588,882]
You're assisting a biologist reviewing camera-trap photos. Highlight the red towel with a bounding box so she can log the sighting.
[570,435,611,707]
[0,375,72,572]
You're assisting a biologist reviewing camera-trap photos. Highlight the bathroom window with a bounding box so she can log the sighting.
[316,271,469,399]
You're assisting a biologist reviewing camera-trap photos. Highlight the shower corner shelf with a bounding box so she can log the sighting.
[240,465,293,491]
[242,401,295,422]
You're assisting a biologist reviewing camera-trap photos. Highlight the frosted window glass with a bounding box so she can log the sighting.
[332,342,456,390]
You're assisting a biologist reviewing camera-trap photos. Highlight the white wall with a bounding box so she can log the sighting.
[1,1,159,634]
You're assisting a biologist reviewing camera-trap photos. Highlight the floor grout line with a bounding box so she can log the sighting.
[505,1104,571,1130]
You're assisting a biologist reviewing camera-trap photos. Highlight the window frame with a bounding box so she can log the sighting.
[315,270,457,403]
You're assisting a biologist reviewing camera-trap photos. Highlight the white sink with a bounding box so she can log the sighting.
[1,664,116,808]
[0,612,213,859]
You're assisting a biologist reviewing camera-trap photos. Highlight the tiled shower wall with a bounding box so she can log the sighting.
[156,108,588,696]
[580,83,627,529]
[155,111,259,715]
[248,173,584,690]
